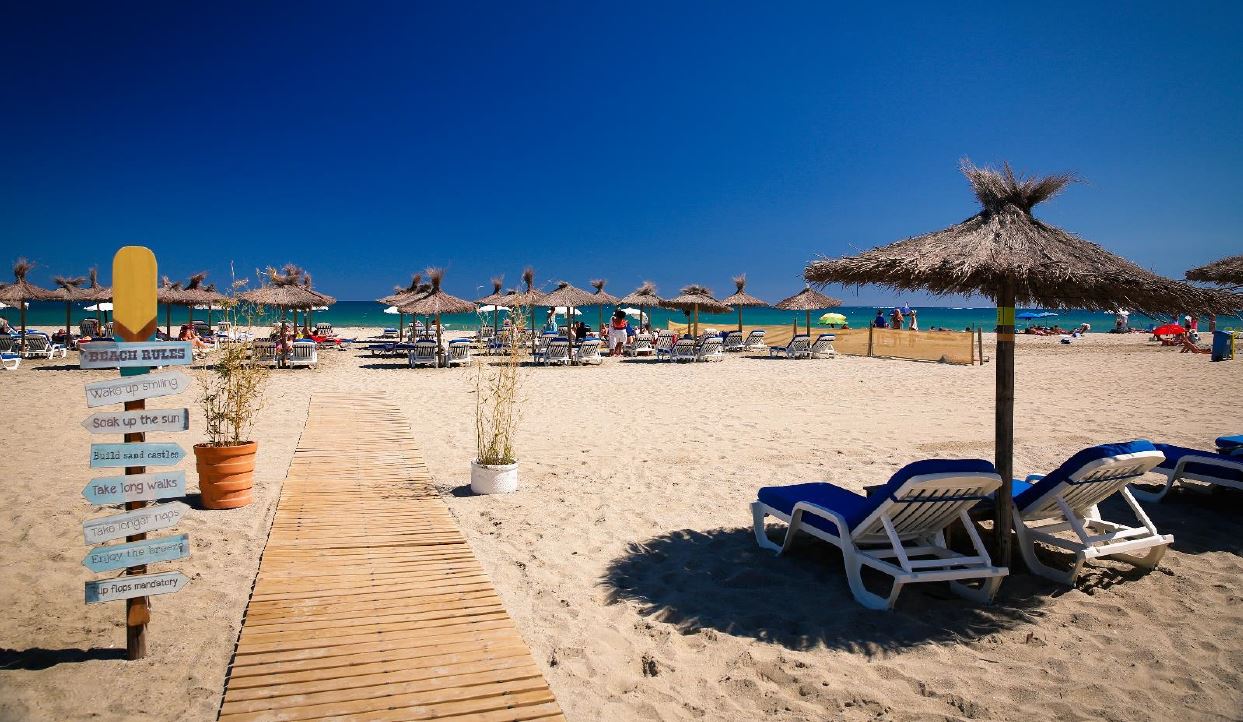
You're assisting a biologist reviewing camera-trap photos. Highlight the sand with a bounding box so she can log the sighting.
[1,328,1241,721]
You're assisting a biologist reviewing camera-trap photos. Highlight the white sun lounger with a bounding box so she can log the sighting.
[769,335,810,359]
[695,336,724,362]
[1131,438,1243,501]
[20,334,68,359]
[1011,440,1172,585]
[721,330,744,352]
[625,336,654,357]
[409,340,439,367]
[286,341,318,369]
[540,338,571,366]
[250,340,279,368]
[445,339,472,367]
[652,333,676,359]
[1,352,19,371]
[809,333,837,358]
[0,336,13,353]
[574,338,603,365]
[742,329,767,351]
[753,459,1007,609]
[669,338,697,362]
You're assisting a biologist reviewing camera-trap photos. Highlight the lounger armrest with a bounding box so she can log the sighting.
[1170,454,1243,477]
[789,500,853,538]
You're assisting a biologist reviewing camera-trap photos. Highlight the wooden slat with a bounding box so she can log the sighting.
[218,394,563,721]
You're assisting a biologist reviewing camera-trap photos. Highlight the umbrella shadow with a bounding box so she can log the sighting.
[601,527,1050,653]
[357,361,411,370]
[29,364,83,372]
[0,647,126,670]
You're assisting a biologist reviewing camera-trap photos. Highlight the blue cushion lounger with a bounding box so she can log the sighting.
[752,459,1007,610]
[1129,439,1243,502]
[1010,440,1171,585]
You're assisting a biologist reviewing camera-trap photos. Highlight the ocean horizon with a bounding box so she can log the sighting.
[6,300,1191,334]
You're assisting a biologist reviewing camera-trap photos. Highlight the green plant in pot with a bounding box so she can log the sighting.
[194,282,269,509]
[471,298,526,494]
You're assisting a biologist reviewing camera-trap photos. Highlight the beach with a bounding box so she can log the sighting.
[1,329,1241,721]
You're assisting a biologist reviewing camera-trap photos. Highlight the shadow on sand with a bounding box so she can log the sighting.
[602,526,1052,653]
[0,647,127,670]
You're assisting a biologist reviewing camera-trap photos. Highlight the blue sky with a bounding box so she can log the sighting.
[2,2,1239,303]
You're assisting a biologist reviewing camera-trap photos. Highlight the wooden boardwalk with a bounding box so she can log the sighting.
[219,393,563,722]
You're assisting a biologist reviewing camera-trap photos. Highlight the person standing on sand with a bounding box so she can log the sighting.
[891,307,904,329]
[908,309,918,331]
[873,310,887,328]
[609,309,628,356]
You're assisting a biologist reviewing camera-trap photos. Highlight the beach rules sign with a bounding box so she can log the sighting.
[78,246,192,660]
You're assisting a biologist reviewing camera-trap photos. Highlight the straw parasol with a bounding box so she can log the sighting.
[176,273,227,329]
[618,282,663,335]
[475,276,509,340]
[804,159,1241,566]
[50,275,87,341]
[1187,255,1243,291]
[157,277,186,336]
[81,267,112,324]
[506,267,544,352]
[398,268,475,366]
[663,284,730,337]
[379,273,425,340]
[0,259,56,352]
[720,274,768,332]
[537,282,598,348]
[774,285,842,336]
[590,279,619,333]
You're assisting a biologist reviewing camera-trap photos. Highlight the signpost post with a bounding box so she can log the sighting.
[77,246,194,661]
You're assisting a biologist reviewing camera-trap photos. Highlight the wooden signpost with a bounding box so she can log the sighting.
[79,246,191,660]
[82,470,186,505]
[83,370,191,408]
[79,341,193,369]
[89,443,187,468]
[81,408,190,434]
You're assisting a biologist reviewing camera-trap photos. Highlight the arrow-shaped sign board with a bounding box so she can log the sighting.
[82,502,188,545]
[82,470,186,506]
[80,341,193,369]
[89,442,186,468]
[83,370,191,408]
[83,534,190,574]
[85,571,189,604]
[81,408,190,435]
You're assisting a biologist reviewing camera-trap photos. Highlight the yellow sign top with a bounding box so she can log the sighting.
[111,246,158,342]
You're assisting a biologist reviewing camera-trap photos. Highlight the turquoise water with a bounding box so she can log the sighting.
[7,300,1189,333]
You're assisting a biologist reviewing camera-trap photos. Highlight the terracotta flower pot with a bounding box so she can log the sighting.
[194,441,257,509]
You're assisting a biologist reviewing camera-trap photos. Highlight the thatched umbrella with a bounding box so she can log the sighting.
[618,282,664,335]
[475,276,509,340]
[506,267,544,352]
[398,268,475,366]
[774,285,842,336]
[804,160,1241,565]
[176,273,227,330]
[537,282,598,349]
[0,259,56,352]
[50,275,87,341]
[590,279,620,333]
[157,277,187,337]
[379,273,425,340]
[720,274,768,333]
[81,267,111,325]
[1187,254,1243,290]
[239,265,329,363]
[663,284,730,338]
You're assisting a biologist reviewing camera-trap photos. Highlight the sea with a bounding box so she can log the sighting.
[7,300,1185,334]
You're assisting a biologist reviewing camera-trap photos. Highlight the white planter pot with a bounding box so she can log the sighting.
[471,460,519,495]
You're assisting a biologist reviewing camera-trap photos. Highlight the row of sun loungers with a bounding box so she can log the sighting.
[753,436,1240,609]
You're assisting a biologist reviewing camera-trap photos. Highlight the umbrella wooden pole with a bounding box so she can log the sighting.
[436,312,443,367]
[164,305,171,337]
[693,305,699,337]
[806,310,811,336]
[64,301,72,342]
[994,280,1016,567]
[19,301,27,352]
[399,312,404,341]
[738,307,743,333]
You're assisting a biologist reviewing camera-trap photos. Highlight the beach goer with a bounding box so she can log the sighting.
[574,321,589,341]
[908,309,918,331]
[891,307,904,330]
[609,310,628,356]
[179,324,209,357]
[873,310,888,328]
[0,317,10,334]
